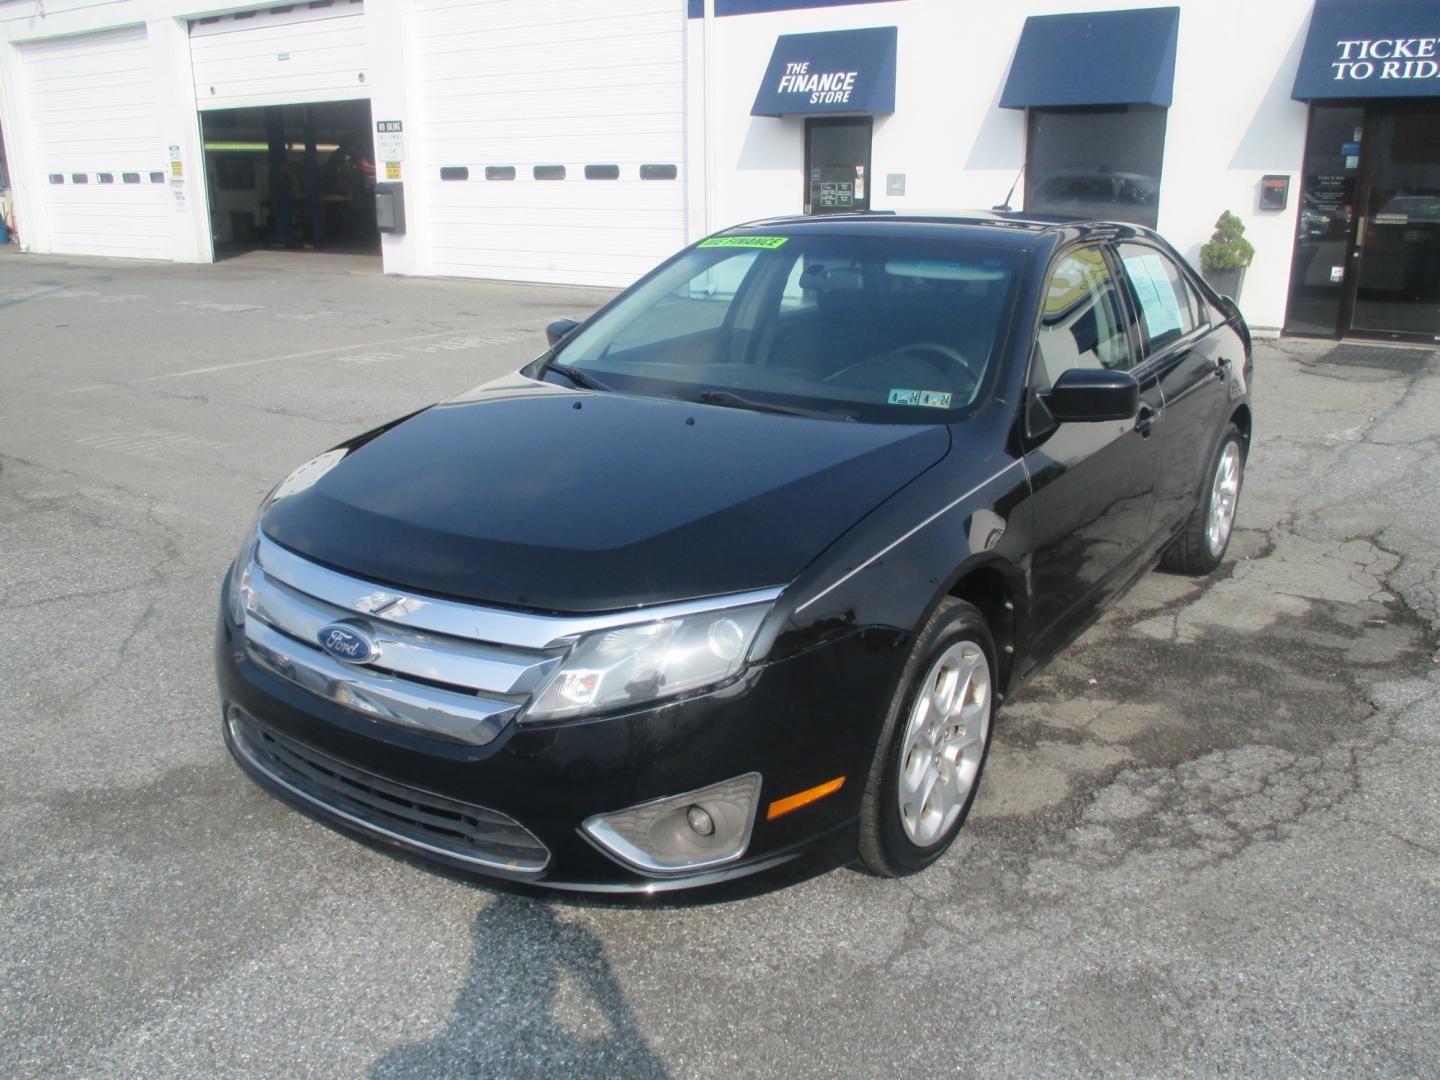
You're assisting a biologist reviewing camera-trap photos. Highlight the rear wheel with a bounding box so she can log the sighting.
[1161,422,1245,576]
[858,599,996,877]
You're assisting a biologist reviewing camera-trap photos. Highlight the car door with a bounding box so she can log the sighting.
[1114,242,1232,539]
[1021,243,1166,664]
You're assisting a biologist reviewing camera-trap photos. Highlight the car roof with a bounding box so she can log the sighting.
[713,210,1153,251]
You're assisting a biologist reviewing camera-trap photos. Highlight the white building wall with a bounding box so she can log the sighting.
[0,0,1333,328]
[0,0,214,261]
[701,0,1315,330]
[1157,0,1312,331]
[363,0,423,276]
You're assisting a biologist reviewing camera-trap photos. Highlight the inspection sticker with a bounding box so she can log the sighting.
[889,388,952,408]
[697,236,789,250]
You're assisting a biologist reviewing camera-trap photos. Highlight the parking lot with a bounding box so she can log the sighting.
[3,249,1438,1077]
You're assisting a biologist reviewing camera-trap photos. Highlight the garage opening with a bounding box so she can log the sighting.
[201,100,378,258]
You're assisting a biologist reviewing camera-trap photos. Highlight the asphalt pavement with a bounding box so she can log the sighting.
[2,248,1438,1077]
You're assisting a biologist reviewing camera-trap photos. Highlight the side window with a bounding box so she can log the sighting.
[608,250,761,351]
[1033,245,1132,388]
[1117,243,1197,353]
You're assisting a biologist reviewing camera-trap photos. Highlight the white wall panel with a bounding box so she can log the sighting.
[190,1,369,111]
[20,25,171,259]
[412,0,687,287]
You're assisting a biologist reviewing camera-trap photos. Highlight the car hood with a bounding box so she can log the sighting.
[261,377,949,613]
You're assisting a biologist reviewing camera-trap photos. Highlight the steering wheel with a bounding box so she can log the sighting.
[892,341,982,383]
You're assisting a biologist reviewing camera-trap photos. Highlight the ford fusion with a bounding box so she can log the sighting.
[218,213,1252,892]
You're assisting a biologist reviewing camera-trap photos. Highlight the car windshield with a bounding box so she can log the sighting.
[547,234,1024,422]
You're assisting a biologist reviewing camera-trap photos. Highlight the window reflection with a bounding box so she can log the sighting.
[1026,106,1167,229]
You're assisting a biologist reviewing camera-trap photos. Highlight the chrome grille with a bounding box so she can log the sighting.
[239,531,785,745]
[241,534,565,746]
[228,707,549,873]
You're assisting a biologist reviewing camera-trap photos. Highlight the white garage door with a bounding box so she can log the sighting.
[413,0,687,287]
[20,27,171,260]
[190,1,369,111]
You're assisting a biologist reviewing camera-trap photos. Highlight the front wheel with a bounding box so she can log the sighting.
[1161,422,1246,576]
[858,599,996,877]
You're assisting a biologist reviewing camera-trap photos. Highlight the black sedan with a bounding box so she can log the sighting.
[217,212,1252,892]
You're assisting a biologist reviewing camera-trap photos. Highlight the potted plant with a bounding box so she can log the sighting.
[1200,210,1255,300]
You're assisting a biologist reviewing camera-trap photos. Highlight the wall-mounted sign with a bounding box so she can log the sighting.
[886,173,906,196]
[376,120,405,164]
[751,26,897,117]
[1292,2,1440,100]
[168,145,186,210]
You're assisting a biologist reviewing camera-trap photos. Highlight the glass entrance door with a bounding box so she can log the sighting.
[1349,102,1440,340]
[1285,106,1364,337]
[804,117,871,215]
[1286,101,1440,341]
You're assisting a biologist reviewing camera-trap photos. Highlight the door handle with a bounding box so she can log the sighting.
[1214,356,1233,379]
[1135,405,1159,437]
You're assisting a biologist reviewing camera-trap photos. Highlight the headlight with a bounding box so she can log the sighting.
[523,601,771,721]
[225,527,260,626]
[225,448,346,628]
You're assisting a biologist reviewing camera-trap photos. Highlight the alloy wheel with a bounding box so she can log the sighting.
[1207,440,1242,557]
[896,640,991,847]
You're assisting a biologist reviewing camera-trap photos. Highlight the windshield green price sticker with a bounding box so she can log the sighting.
[698,236,789,250]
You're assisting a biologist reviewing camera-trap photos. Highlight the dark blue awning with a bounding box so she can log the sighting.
[1000,7,1180,109]
[1292,0,1440,100]
[750,26,897,117]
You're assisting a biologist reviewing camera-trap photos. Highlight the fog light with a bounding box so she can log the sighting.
[582,773,761,875]
[686,805,715,836]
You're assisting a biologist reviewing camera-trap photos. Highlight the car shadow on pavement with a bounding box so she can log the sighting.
[369,895,667,1079]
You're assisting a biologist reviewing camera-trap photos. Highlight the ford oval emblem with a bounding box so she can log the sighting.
[317,623,378,665]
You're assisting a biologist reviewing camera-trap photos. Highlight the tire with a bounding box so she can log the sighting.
[858,598,997,877]
[1161,422,1246,576]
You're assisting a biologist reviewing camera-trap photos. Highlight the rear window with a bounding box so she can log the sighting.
[550,234,1023,423]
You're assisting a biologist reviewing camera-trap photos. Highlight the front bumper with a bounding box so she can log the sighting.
[216,605,906,892]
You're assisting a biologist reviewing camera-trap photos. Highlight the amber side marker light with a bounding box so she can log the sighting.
[766,776,846,821]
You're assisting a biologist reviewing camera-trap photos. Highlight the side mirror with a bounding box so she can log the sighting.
[546,317,581,347]
[1045,368,1139,423]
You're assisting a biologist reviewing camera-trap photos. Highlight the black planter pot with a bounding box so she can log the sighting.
[1203,266,1246,301]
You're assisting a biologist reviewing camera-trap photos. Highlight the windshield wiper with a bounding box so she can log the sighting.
[546,361,611,392]
[691,389,848,421]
